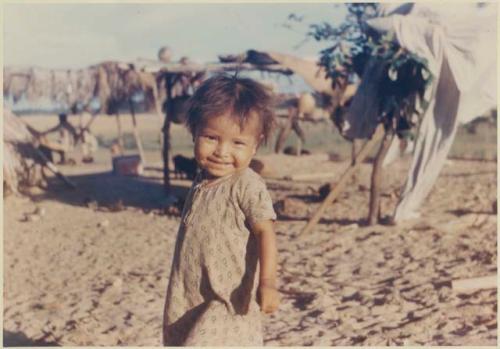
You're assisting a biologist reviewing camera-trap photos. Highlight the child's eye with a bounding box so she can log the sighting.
[203,135,217,141]
[234,140,246,146]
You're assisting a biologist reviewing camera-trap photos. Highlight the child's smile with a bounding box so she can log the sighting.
[194,112,261,179]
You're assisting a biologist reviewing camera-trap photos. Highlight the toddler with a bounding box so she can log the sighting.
[162,74,280,346]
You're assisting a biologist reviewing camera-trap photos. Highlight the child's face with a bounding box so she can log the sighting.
[194,112,261,179]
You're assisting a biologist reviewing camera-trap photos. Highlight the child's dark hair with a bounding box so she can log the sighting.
[185,73,275,144]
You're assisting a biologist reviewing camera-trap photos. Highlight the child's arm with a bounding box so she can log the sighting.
[252,219,280,314]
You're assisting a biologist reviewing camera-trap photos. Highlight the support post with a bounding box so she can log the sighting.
[115,111,124,155]
[350,139,361,184]
[351,139,358,166]
[368,129,394,225]
[34,148,76,189]
[129,100,146,165]
[299,125,384,237]
[83,113,99,131]
[162,74,173,194]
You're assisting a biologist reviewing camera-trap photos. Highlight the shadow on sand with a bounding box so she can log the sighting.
[3,331,60,347]
[24,170,190,211]
[276,212,364,226]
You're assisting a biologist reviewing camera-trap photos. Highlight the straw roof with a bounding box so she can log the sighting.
[4,55,294,116]
[3,62,160,114]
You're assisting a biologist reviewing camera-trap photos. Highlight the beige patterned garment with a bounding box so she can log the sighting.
[163,168,276,346]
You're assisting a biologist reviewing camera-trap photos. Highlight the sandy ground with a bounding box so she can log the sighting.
[3,115,498,346]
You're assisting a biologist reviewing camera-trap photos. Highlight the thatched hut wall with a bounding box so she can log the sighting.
[92,61,161,114]
[74,67,99,106]
[3,67,32,102]
[24,67,52,102]
[3,108,42,195]
[4,62,160,114]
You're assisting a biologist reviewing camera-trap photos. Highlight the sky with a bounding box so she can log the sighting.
[4,2,347,69]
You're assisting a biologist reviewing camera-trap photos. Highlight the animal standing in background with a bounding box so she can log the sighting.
[172,154,197,180]
[260,51,357,156]
[275,92,335,155]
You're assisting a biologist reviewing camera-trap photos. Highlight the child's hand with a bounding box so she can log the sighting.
[258,279,280,314]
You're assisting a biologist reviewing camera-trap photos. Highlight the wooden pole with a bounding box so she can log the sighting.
[35,148,76,189]
[115,111,124,155]
[129,100,146,165]
[368,130,394,225]
[350,139,361,184]
[83,113,99,130]
[351,140,358,166]
[298,125,384,237]
[162,74,173,194]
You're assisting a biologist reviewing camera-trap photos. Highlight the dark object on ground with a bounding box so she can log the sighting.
[328,152,344,162]
[173,155,197,180]
[249,159,264,174]
[82,156,94,164]
[58,158,76,166]
[283,146,311,156]
[318,183,333,201]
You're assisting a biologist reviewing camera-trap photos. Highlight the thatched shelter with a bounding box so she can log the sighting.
[3,108,45,195]
[3,108,77,195]
[3,63,161,115]
[4,56,294,195]
[3,67,32,103]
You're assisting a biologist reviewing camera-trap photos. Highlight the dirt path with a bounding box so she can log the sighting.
[3,155,497,346]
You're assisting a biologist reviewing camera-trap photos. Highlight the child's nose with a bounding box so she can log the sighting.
[214,142,230,157]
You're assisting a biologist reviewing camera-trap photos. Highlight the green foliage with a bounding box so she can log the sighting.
[309,3,433,139]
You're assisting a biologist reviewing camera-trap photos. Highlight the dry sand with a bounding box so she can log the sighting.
[3,115,497,346]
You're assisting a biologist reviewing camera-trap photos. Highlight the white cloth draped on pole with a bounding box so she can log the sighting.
[343,2,497,222]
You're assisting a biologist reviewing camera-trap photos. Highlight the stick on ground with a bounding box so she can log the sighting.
[298,125,384,237]
[452,275,497,292]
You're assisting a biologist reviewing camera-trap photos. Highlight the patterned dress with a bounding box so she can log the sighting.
[163,168,276,346]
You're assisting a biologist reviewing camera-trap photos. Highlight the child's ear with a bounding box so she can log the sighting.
[258,134,264,146]
[252,146,258,156]
[253,135,264,154]
[253,135,264,155]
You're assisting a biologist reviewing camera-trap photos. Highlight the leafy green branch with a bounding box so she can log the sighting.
[309,3,433,139]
